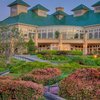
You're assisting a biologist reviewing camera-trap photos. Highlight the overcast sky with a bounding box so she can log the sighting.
[0,0,99,21]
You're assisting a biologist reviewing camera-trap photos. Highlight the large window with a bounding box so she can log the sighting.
[42,33,46,39]
[94,32,98,39]
[48,32,53,39]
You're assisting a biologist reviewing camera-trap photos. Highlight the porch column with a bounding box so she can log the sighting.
[59,32,63,50]
[83,31,88,55]
[34,30,38,47]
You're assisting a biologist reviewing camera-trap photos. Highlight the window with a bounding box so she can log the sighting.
[74,33,79,39]
[42,33,46,39]
[11,6,16,14]
[62,33,67,40]
[38,33,41,38]
[80,33,84,39]
[29,33,35,38]
[89,33,93,39]
[95,6,100,10]
[48,32,53,39]
[74,10,82,16]
[94,32,98,39]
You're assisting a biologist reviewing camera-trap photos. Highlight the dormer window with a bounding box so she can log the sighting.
[8,0,30,17]
[53,7,67,20]
[30,4,49,17]
[74,10,83,16]
[72,4,90,17]
[92,1,100,13]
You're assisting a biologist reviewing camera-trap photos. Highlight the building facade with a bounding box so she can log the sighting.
[0,0,100,55]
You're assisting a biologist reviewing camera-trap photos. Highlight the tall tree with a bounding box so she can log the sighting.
[27,38,36,55]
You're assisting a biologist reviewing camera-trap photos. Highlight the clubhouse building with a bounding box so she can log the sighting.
[0,0,100,55]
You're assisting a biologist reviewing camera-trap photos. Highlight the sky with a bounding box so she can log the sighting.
[0,0,99,21]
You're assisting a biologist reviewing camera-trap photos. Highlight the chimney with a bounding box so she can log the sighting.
[56,7,64,11]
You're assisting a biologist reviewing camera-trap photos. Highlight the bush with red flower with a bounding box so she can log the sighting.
[59,68,100,100]
[0,79,44,100]
[22,68,61,85]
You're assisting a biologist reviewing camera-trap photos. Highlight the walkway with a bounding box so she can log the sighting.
[14,55,49,63]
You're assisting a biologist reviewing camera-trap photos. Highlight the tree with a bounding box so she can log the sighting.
[0,24,25,67]
[27,38,36,54]
[55,31,60,39]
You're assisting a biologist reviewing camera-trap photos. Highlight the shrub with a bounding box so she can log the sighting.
[94,58,100,66]
[22,68,61,85]
[0,80,44,100]
[56,50,83,55]
[69,56,97,66]
[59,68,100,100]
[0,76,13,80]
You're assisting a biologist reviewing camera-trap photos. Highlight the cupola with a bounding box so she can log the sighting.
[8,0,30,17]
[30,4,49,17]
[53,7,67,20]
[72,4,90,17]
[92,1,100,13]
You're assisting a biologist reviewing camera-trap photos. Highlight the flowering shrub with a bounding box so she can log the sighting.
[59,68,100,100]
[0,80,44,100]
[22,68,61,85]
[0,76,13,80]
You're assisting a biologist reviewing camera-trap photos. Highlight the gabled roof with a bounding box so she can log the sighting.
[53,11,67,16]
[72,4,90,11]
[30,4,49,11]
[8,0,30,7]
[92,1,100,7]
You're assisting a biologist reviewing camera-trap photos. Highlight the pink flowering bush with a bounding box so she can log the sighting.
[22,68,61,85]
[0,79,44,100]
[59,68,100,100]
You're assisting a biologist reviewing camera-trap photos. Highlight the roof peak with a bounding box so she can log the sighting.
[8,0,30,7]
[72,4,90,11]
[30,4,49,11]
[92,1,100,7]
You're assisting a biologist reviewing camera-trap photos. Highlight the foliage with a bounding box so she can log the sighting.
[0,79,44,100]
[27,38,36,54]
[0,24,25,67]
[59,68,100,100]
[22,68,61,85]
[10,61,54,77]
[55,31,60,39]
[38,50,83,56]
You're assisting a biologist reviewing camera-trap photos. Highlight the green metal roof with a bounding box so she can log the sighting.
[30,4,49,11]
[8,0,30,7]
[0,9,100,27]
[72,4,90,11]
[92,1,100,7]
[53,11,67,16]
